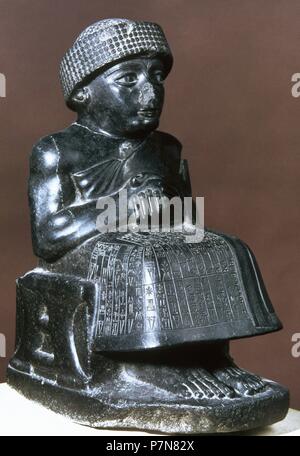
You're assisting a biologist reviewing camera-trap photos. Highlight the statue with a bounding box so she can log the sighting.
[7,19,289,434]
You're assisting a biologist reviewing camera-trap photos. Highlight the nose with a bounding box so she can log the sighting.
[138,81,156,107]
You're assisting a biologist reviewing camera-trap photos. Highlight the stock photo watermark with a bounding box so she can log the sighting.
[0,73,6,98]
[0,333,6,358]
[291,333,300,358]
[291,73,300,97]
[95,190,204,243]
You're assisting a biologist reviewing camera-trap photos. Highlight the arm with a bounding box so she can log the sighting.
[159,131,192,197]
[29,136,99,262]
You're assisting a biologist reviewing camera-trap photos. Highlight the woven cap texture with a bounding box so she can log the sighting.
[60,19,173,101]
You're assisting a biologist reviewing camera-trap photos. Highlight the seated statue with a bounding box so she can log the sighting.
[8,18,289,433]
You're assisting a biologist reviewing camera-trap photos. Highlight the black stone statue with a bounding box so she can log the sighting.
[7,18,289,433]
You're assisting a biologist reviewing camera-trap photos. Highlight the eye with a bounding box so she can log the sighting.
[152,70,165,84]
[115,72,138,87]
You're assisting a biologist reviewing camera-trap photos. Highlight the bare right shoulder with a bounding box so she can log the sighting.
[30,134,61,177]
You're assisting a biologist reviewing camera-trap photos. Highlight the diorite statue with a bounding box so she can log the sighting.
[8,18,289,433]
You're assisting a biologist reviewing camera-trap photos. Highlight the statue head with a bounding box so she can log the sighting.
[60,19,173,138]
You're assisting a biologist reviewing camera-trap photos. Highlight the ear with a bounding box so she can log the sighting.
[71,86,91,108]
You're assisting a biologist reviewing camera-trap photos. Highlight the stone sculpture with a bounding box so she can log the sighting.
[7,18,289,434]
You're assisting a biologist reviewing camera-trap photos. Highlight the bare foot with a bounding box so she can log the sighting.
[210,366,267,396]
[180,368,236,399]
[122,364,235,400]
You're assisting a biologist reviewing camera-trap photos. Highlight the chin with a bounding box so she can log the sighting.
[133,117,159,132]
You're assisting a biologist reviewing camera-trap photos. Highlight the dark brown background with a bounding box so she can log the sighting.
[0,0,299,408]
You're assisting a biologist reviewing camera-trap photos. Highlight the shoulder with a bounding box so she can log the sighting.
[155,131,182,159]
[30,125,76,175]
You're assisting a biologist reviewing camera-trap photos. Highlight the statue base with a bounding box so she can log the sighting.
[7,349,289,434]
[7,269,289,433]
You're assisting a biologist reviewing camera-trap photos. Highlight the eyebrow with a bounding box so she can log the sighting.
[104,61,164,78]
[104,64,142,77]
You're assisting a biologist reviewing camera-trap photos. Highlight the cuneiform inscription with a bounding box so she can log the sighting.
[87,231,250,339]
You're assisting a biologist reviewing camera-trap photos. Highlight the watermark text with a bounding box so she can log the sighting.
[291,333,300,358]
[96,190,204,243]
[0,73,6,98]
[0,333,6,358]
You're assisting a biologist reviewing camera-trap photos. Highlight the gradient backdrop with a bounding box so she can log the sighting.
[0,0,299,408]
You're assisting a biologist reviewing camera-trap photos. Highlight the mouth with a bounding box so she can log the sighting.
[137,108,159,118]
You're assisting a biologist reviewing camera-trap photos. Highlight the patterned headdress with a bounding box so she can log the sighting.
[60,19,173,103]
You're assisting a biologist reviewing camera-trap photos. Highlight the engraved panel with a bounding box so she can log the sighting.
[87,231,252,341]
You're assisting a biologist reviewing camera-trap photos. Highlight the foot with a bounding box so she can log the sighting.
[121,364,235,401]
[210,366,268,396]
[179,367,236,399]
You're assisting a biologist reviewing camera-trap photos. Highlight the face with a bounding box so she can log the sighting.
[81,57,166,137]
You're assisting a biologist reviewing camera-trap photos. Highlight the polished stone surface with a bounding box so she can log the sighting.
[7,18,289,433]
